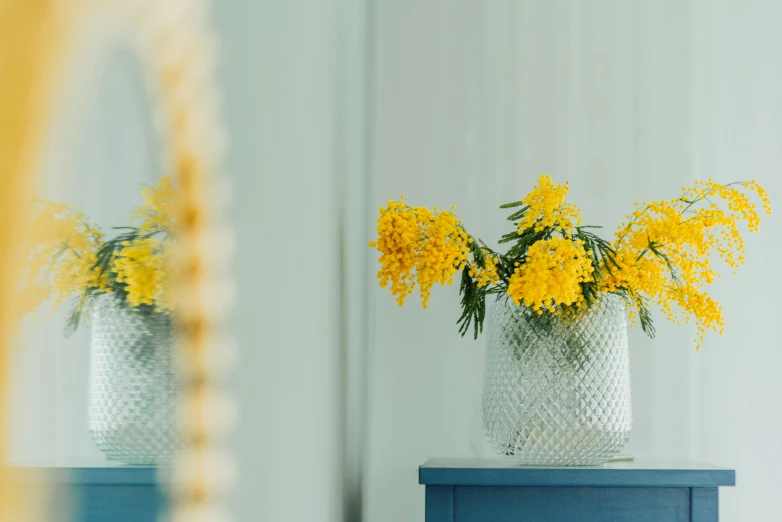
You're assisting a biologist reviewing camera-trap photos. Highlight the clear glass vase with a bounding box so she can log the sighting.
[88,295,182,465]
[482,294,632,465]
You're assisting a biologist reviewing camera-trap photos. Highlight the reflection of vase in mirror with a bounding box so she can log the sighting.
[88,294,181,465]
[8,46,166,464]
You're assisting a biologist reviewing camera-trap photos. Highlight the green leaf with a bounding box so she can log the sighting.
[457,267,488,339]
[506,205,530,221]
[499,200,524,209]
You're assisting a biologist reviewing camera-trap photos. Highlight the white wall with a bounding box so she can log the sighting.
[688,2,782,520]
[366,1,782,521]
[214,1,350,520]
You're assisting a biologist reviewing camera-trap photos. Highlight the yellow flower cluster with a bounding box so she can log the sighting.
[507,236,594,312]
[21,176,177,323]
[469,249,501,288]
[19,202,104,318]
[369,198,471,307]
[371,175,771,348]
[602,180,772,348]
[123,175,174,313]
[517,174,582,233]
[135,175,175,232]
[112,237,171,311]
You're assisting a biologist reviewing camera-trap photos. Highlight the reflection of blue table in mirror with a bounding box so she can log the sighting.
[420,459,735,522]
[68,468,163,522]
[22,468,163,522]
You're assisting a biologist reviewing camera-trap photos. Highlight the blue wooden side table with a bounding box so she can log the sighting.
[67,468,163,522]
[20,467,163,521]
[420,458,735,522]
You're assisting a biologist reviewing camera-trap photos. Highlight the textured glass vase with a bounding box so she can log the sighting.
[88,295,182,465]
[482,294,632,466]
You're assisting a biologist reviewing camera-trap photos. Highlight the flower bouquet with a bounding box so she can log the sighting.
[21,176,174,330]
[21,176,180,464]
[370,175,771,464]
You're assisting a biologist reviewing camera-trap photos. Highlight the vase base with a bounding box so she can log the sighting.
[486,427,631,467]
[90,428,182,466]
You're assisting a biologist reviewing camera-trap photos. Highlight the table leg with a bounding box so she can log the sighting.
[425,485,454,522]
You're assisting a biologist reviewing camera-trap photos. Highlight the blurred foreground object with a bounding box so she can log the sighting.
[0,0,235,520]
[0,0,69,520]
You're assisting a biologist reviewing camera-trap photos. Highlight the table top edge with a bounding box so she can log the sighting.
[418,459,736,487]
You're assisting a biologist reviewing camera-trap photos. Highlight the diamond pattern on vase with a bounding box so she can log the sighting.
[482,294,632,465]
[88,295,182,465]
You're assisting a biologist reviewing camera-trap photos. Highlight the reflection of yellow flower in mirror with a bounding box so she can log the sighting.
[19,201,104,318]
[112,237,170,312]
[135,175,175,231]
[19,176,177,332]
